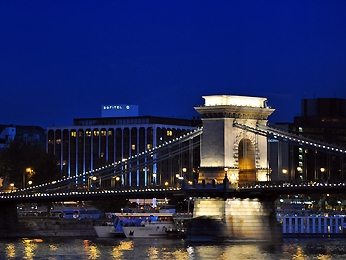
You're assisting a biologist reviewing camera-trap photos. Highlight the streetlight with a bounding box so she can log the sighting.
[24,168,34,189]
[282,169,288,181]
[115,176,120,187]
[182,167,187,178]
[297,166,303,180]
[175,173,180,187]
[88,176,97,188]
[320,167,326,181]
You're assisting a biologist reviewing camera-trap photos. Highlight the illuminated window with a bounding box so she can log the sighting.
[48,139,54,144]
[298,127,303,132]
[299,155,303,160]
[56,139,61,144]
[299,161,303,166]
[94,130,99,136]
[299,148,303,153]
[131,144,136,150]
[108,130,113,136]
[71,131,76,137]
[86,130,92,137]
[167,130,173,136]
[101,130,107,136]
[147,144,151,150]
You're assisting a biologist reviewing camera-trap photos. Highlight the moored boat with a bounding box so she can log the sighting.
[93,222,123,238]
[121,213,174,238]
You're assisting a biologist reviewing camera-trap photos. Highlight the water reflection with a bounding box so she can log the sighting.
[292,246,308,259]
[0,237,345,259]
[6,243,16,258]
[111,240,133,259]
[83,239,101,259]
[22,238,42,260]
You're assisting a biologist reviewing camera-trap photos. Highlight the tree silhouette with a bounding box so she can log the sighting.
[0,140,60,188]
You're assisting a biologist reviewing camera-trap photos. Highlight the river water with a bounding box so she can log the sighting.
[1,236,346,259]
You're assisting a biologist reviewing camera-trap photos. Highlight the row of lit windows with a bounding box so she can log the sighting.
[49,129,175,144]
[68,130,173,138]
[72,130,109,137]
[51,138,153,150]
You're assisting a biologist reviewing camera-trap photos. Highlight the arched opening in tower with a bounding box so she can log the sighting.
[238,138,256,182]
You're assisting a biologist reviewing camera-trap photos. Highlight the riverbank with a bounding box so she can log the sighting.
[1,218,98,238]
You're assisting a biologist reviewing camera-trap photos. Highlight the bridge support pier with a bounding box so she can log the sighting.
[0,202,19,237]
[189,198,282,242]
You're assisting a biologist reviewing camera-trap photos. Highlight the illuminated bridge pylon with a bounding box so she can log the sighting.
[194,95,275,184]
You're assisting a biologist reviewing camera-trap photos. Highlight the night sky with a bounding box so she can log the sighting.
[1,1,346,128]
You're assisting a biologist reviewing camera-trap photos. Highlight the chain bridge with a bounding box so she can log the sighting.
[1,121,345,203]
[1,95,346,240]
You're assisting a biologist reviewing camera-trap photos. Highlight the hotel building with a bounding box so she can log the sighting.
[46,105,201,187]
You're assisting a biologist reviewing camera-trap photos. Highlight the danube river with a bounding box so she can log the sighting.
[1,237,346,259]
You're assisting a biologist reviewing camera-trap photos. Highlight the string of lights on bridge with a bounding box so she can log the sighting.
[234,122,346,155]
[1,181,346,201]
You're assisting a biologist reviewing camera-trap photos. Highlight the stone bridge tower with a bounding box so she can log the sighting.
[195,95,275,184]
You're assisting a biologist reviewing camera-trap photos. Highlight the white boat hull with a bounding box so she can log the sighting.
[94,225,123,238]
[122,223,173,238]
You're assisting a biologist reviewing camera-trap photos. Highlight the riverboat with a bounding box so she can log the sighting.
[94,211,192,238]
[120,212,192,238]
[93,221,123,238]
[121,213,174,238]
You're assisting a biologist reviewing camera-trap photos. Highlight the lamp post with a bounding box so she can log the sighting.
[115,176,120,187]
[282,169,288,181]
[24,167,34,189]
[175,173,180,187]
[297,166,302,180]
[320,167,326,182]
[182,167,187,179]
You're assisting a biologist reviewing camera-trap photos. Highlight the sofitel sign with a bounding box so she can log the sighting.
[103,105,131,110]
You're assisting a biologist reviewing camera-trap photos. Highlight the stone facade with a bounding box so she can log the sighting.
[195,95,274,184]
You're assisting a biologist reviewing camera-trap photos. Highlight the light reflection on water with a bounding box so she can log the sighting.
[1,237,346,259]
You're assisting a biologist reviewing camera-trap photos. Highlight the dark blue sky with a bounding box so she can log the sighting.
[1,1,346,128]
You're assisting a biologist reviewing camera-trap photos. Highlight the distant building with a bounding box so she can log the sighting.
[0,125,45,151]
[47,115,201,187]
[271,98,346,182]
[292,98,346,181]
